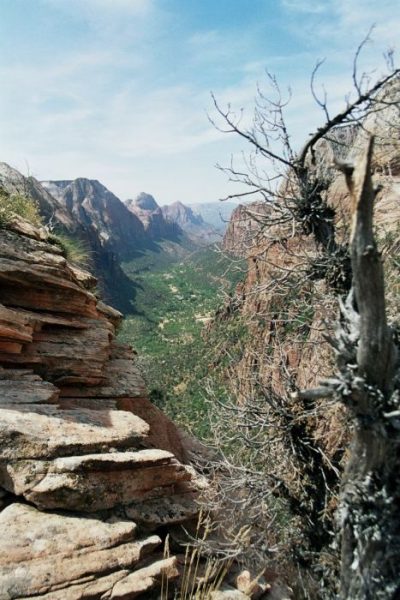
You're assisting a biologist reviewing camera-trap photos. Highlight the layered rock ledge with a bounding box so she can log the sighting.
[0,221,204,599]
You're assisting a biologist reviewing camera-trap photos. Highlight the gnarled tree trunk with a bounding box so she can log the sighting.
[337,137,400,599]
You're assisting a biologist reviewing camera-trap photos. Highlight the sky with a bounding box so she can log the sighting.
[0,0,398,205]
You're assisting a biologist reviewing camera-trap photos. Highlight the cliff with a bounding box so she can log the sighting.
[42,178,147,258]
[162,201,219,244]
[125,192,182,241]
[222,201,271,257]
[0,163,73,229]
[0,218,205,599]
[211,80,400,578]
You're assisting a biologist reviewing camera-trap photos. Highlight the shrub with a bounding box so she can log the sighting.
[48,232,91,267]
[0,189,42,228]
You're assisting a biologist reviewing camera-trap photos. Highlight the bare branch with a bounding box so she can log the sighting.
[298,68,400,168]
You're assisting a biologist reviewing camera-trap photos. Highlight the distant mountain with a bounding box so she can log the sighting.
[161,201,218,244]
[126,195,220,245]
[188,201,238,233]
[43,179,147,257]
[162,201,204,228]
[130,192,159,211]
[125,193,181,241]
[41,178,148,311]
[0,162,226,313]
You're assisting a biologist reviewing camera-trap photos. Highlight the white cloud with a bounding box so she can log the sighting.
[1,0,398,205]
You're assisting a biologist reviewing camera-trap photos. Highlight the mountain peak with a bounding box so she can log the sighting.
[128,192,159,212]
[162,202,204,227]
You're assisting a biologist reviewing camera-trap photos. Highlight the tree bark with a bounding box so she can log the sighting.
[338,136,400,600]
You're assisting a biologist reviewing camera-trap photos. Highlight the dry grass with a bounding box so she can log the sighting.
[0,189,42,228]
[161,511,251,599]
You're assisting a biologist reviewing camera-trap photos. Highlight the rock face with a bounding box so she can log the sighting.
[41,178,148,312]
[43,179,147,257]
[162,201,204,229]
[0,162,73,228]
[212,82,400,577]
[162,200,219,244]
[130,192,159,212]
[0,219,204,599]
[125,192,181,240]
[222,202,270,257]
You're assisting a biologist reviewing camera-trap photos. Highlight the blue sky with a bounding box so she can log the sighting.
[0,0,398,204]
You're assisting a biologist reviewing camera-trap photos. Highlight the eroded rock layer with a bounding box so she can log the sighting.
[0,220,203,599]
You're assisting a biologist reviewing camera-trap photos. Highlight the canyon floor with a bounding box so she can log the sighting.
[118,244,245,436]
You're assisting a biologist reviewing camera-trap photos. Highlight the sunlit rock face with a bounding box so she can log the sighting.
[0,162,73,228]
[126,192,182,240]
[215,85,400,527]
[162,200,219,244]
[42,178,147,255]
[0,218,204,599]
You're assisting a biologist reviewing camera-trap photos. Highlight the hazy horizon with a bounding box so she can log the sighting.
[0,0,398,204]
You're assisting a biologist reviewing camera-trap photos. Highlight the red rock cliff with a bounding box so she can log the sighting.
[0,218,205,599]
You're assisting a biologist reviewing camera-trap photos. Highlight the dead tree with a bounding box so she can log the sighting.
[208,44,399,597]
[309,136,400,599]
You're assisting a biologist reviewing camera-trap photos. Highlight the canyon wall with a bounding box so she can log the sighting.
[211,82,400,574]
[0,218,205,599]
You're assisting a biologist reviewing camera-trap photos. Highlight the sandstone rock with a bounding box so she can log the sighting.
[210,589,250,600]
[16,307,90,331]
[61,352,145,397]
[118,397,187,460]
[0,256,98,316]
[235,570,271,599]
[0,217,205,598]
[6,215,48,241]
[0,371,59,405]
[0,304,33,350]
[125,493,199,527]
[0,503,161,599]
[23,570,131,600]
[20,317,113,385]
[110,556,179,599]
[68,263,97,290]
[97,300,123,327]
[0,403,149,459]
[1,449,193,512]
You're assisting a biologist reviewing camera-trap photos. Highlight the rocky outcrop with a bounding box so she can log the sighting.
[0,219,204,599]
[209,82,400,588]
[42,178,147,258]
[0,503,177,600]
[162,200,219,244]
[0,163,73,228]
[125,193,181,240]
[222,202,270,257]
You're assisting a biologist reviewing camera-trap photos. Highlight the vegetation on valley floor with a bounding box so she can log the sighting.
[118,244,246,436]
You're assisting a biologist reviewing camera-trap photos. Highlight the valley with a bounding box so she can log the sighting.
[0,68,399,600]
[119,244,245,436]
